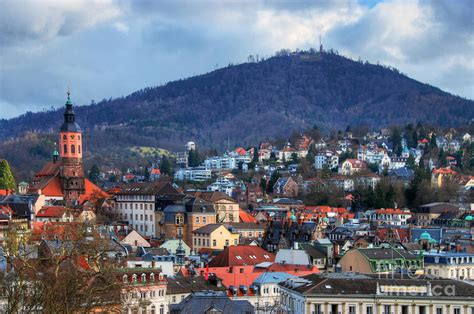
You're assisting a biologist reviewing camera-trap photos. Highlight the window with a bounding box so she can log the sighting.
[177,227,183,236]
[314,304,322,314]
[176,215,184,225]
[234,239,238,245]
[140,214,143,220]
[196,216,200,223]
[225,239,229,246]
[78,145,81,153]
[236,255,242,260]
[63,144,67,154]
[159,305,164,314]
[141,273,146,282]
[435,308,442,314]
[198,239,201,246]
[229,214,234,221]
[207,239,210,247]
[203,216,207,224]
[384,305,391,314]
[172,296,176,303]
[63,134,66,140]
[349,305,356,314]
[454,308,461,314]
[213,239,217,246]
[194,238,197,246]
[122,275,128,283]
[402,306,409,314]
[419,306,426,314]
[71,144,75,154]
[366,306,373,314]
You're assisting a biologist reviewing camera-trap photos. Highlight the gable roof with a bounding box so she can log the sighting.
[192,224,226,235]
[209,245,275,267]
[188,191,236,203]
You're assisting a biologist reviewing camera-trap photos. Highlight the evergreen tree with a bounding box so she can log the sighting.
[0,159,16,191]
[88,164,101,185]
[406,154,416,169]
[260,178,267,194]
[188,149,201,167]
[411,130,419,148]
[438,149,447,167]
[266,171,281,193]
[144,166,150,182]
[252,146,259,163]
[429,134,437,150]
[160,156,172,176]
[390,128,402,156]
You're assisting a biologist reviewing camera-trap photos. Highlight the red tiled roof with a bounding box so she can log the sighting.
[0,204,13,216]
[235,147,247,155]
[196,265,258,289]
[35,162,60,178]
[239,209,257,223]
[79,178,109,203]
[36,206,69,217]
[0,189,12,196]
[376,208,411,215]
[208,245,275,267]
[40,176,64,197]
[345,159,367,168]
[151,168,161,175]
[432,167,458,175]
[376,227,410,242]
[257,263,320,276]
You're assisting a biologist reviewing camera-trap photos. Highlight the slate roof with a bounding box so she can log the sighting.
[167,275,226,295]
[187,191,236,203]
[170,291,254,314]
[275,249,311,265]
[300,243,327,259]
[357,248,418,260]
[192,224,224,235]
[280,273,474,298]
[253,272,298,285]
[116,181,179,195]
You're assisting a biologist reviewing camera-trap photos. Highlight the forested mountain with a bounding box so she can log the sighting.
[1,50,473,179]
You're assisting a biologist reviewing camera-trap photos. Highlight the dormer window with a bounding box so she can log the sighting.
[150,273,155,281]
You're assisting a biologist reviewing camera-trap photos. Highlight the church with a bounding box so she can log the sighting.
[28,91,106,205]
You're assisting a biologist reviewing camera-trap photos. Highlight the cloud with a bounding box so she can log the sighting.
[0,0,121,47]
[0,0,472,119]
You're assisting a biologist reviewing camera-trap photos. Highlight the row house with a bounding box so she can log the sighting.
[279,273,474,314]
[156,194,217,246]
[120,269,167,314]
[113,181,181,238]
[357,145,390,167]
[314,150,339,170]
[188,191,240,223]
[191,223,240,252]
[174,167,211,182]
[365,208,412,226]
[207,177,238,197]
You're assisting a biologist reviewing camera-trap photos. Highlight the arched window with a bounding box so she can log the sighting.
[71,144,75,154]
[150,273,155,281]
[78,145,81,154]
[63,144,67,154]
[159,305,164,314]
[63,134,66,140]
[122,275,128,283]
[132,274,137,283]
[141,273,146,282]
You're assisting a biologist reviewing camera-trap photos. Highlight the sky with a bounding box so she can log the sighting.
[0,0,473,119]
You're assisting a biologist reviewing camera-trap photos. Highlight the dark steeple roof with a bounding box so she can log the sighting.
[60,90,82,132]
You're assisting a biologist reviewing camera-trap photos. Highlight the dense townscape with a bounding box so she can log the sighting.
[0,94,473,313]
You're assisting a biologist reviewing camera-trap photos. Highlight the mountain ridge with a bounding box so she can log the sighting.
[1,50,473,151]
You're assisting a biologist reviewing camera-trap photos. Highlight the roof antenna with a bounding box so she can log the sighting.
[319,35,323,53]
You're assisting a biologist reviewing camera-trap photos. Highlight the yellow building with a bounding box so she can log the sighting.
[192,224,239,252]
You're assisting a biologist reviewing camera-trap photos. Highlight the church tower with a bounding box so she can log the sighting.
[59,90,85,203]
